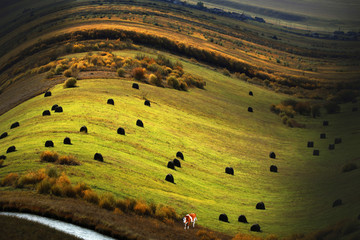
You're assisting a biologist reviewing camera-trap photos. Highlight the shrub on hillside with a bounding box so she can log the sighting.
[149,73,162,86]
[63,69,72,77]
[83,189,100,204]
[232,233,263,240]
[54,65,64,75]
[132,67,146,80]
[117,68,126,77]
[99,193,116,211]
[46,167,59,178]
[342,163,358,173]
[37,177,54,194]
[0,160,3,168]
[16,169,47,188]
[1,173,19,186]
[196,230,221,240]
[74,182,90,197]
[58,155,80,166]
[155,205,178,220]
[133,200,152,216]
[311,104,321,118]
[64,77,77,88]
[167,76,180,89]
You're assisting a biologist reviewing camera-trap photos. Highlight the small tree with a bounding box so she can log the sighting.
[64,77,77,88]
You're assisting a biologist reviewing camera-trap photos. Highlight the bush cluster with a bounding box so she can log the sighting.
[40,151,80,166]
[64,77,77,88]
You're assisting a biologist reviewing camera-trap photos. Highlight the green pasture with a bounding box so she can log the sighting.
[0,50,359,237]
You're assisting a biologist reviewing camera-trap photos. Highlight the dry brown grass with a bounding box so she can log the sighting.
[1,173,19,186]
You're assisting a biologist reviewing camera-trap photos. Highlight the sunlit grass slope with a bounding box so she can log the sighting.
[0,50,359,237]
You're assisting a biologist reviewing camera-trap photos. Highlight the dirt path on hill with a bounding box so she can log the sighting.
[0,191,232,240]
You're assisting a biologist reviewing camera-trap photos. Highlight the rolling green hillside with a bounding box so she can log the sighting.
[1,50,359,237]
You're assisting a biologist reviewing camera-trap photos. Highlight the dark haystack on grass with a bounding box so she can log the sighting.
[132,83,139,89]
[269,152,276,159]
[248,107,253,112]
[10,122,19,129]
[307,141,314,148]
[333,199,342,207]
[256,202,265,210]
[144,100,151,106]
[45,140,54,147]
[238,215,248,223]
[42,110,51,116]
[352,107,358,112]
[313,150,320,156]
[0,132,8,139]
[94,153,103,162]
[165,173,174,183]
[270,165,278,172]
[335,138,342,144]
[80,126,88,133]
[219,214,229,222]
[251,224,261,232]
[55,106,63,113]
[44,91,52,97]
[225,167,234,175]
[63,137,71,145]
[323,121,329,126]
[51,104,58,111]
[117,127,125,135]
[6,146,16,153]
[320,133,326,139]
[176,151,184,160]
[358,214,360,220]
[249,91,253,96]
[0,155,6,160]
[173,158,181,167]
[136,119,144,127]
[342,163,357,173]
[167,161,175,170]
[94,153,104,162]
[107,99,114,105]
[329,144,335,150]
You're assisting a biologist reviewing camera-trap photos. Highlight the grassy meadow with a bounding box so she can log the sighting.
[1,50,359,237]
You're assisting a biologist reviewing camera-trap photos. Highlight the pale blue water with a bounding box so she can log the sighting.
[0,212,116,240]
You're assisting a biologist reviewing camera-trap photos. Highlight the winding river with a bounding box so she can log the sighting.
[0,212,116,240]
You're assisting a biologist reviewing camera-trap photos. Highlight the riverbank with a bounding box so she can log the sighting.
[0,191,232,240]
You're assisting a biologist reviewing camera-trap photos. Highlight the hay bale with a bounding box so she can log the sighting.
[225,167,234,175]
[51,104,58,111]
[238,215,248,223]
[249,91,253,96]
[117,127,125,135]
[307,141,314,148]
[144,100,151,107]
[329,144,335,150]
[248,107,253,112]
[335,138,342,144]
[0,132,8,139]
[269,152,276,159]
[132,83,139,89]
[55,106,63,113]
[45,140,54,147]
[107,99,114,105]
[320,133,326,139]
[256,202,265,210]
[332,199,342,207]
[44,91,52,97]
[219,214,229,222]
[80,126,88,133]
[165,173,174,183]
[313,150,320,156]
[10,122,19,129]
[250,224,261,232]
[352,107,358,112]
[136,119,144,127]
[64,137,71,145]
[323,121,329,126]
[270,165,278,172]
[6,146,16,153]
[0,155,6,160]
[173,159,181,168]
[167,161,175,170]
[176,151,184,160]
[94,153,103,162]
[42,110,51,116]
